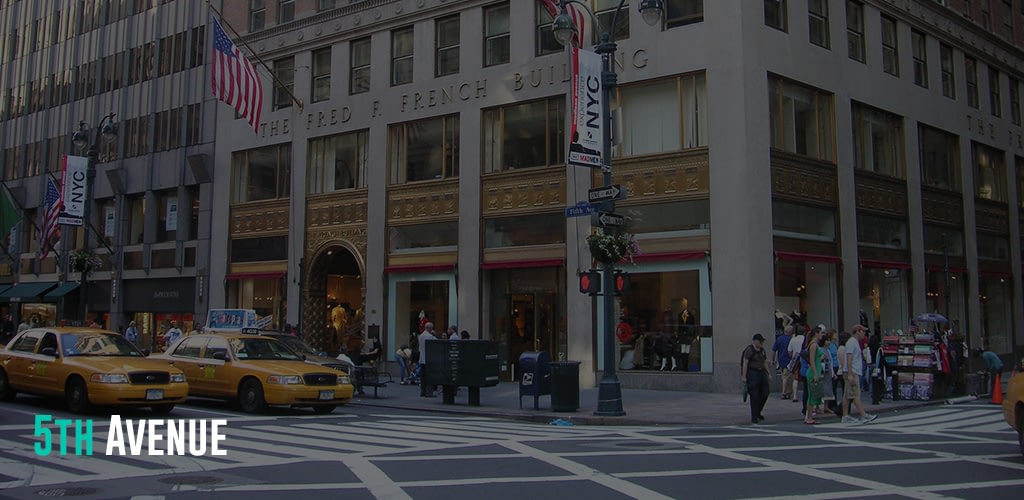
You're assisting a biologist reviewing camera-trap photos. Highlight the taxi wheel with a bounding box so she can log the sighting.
[151,404,175,415]
[0,369,16,402]
[65,377,91,414]
[238,379,266,413]
[312,405,336,415]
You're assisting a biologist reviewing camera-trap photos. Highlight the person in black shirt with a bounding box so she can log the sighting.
[741,334,771,424]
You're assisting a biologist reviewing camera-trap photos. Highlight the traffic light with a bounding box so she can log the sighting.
[613,271,631,295]
[579,270,601,295]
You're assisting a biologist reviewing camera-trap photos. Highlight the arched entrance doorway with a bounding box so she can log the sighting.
[304,244,364,355]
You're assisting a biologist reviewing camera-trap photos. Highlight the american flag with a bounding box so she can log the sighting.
[210,17,263,133]
[39,176,61,259]
[538,0,586,47]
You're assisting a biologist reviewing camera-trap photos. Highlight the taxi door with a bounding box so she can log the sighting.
[197,335,231,397]
[166,336,208,394]
[2,331,42,391]
[29,332,61,396]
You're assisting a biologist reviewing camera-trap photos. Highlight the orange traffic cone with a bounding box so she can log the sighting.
[991,373,1003,404]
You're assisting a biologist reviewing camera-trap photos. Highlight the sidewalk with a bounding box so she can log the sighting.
[346,380,960,426]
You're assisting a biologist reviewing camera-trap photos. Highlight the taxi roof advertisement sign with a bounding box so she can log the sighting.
[206,309,260,334]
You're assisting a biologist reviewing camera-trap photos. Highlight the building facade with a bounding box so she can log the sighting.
[0,0,214,351]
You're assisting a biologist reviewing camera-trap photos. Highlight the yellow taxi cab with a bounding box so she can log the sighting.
[1002,357,1024,457]
[153,333,353,414]
[0,327,188,413]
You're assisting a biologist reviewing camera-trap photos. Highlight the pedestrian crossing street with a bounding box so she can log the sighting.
[814,403,1015,434]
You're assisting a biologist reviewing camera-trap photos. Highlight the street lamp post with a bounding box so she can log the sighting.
[554,0,663,416]
[71,113,117,323]
[941,232,951,323]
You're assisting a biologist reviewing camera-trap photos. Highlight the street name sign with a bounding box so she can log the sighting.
[565,202,596,217]
[592,211,624,227]
[587,185,625,203]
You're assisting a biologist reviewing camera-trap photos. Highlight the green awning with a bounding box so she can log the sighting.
[0,282,58,299]
[43,282,80,300]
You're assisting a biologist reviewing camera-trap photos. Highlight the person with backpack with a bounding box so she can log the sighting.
[741,334,771,425]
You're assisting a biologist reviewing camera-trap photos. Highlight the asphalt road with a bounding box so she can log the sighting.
[0,395,1021,499]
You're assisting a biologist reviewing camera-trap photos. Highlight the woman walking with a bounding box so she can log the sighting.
[804,328,824,424]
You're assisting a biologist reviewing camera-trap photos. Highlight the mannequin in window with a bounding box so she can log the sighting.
[677,298,696,371]
[417,310,429,334]
[775,309,793,336]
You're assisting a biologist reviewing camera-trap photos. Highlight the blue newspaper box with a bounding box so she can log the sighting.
[518,351,552,410]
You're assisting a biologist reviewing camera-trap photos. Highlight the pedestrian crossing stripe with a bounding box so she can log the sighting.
[814,406,1012,433]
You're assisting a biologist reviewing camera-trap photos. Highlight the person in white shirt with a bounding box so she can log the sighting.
[124,321,139,344]
[163,321,183,351]
[787,326,806,403]
[418,323,438,397]
[841,324,877,424]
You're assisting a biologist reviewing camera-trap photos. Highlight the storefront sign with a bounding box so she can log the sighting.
[60,155,88,226]
[165,198,178,231]
[122,278,195,313]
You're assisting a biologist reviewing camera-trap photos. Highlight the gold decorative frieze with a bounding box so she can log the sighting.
[975,200,1009,234]
[306,226,367,260]
[307,191,368,227]
[483,167,564,217]
[230,200,290,237]
[854,173,907,216]
[771,154,837,206]
[387,179,459,223]
[921,188,963,226]
[597,150,709,205]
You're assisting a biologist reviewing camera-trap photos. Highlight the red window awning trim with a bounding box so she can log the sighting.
[775,251,842,264]
[225,271,285,280]
[384,263,456,273]
[925,265,968,273]
[859,259,912,270]
[979,270,1012,278]
[633,251,707,263]
[481,258,564,270]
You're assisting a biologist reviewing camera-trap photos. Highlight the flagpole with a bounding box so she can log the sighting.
[0,180,61,265]
[205,0,304,113]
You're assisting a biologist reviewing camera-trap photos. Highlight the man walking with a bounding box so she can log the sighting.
[741,334,771,424]
[418,322,438,397]
[771,326,794,399]
[842,325,877,424]
[124,320,139,345]
[164,321,183,350]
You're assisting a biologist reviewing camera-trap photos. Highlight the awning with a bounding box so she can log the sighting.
[0,282,59,299]
[384,263,455,273]
[775,251,842,264]
[859,259,912,270]
[634,251,707,263]
[225,271,285,281]
[43,282,81,300]
[926,265,968,273]
[481,259,564,270]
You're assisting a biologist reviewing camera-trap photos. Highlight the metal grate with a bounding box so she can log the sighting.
[303,373,338,386]
[128,371,170,384]
[35,487,100,497]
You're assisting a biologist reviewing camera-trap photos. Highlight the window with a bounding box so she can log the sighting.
[912,30,927,87]
[483,97,566,173]
[350,37,370,94]
[666,0,704,27]
[919,124,960,191]
[308,130,368,193]
[966,56,979,108]
[536,2,562,56]
[389,222,458,251]
[435,15,460,77]
[846,1,865,62]
[881,15,898,76]
[1017,156,1024,208]
[273,57,294,110]
[973,141,1007,202]
[856,214,908,249]
[772,201,836,242]
[1003,1,1014,39]
[156,190,178,243]
[484,3,510,67]
[940,43,955,98]
[852,103,905,178]
[808,0,829,48]
[389,114,459,184]
[617,73,707,156]
[980,0,991,30]
[594,0,629,42]
[311,48,331,103]
[232,143,292,203]
[249,0,265,31]
[391,27,414,86]
[765,0,787,31]
[189,26,206,68]
[126,195,145,245]
[278,0,294,23]
[1010,77,1020,125]
[485,213,565,248]
[768,75,835,161]
[185,103,202,146]
[989,67,1001,117]
[319,0,336,10]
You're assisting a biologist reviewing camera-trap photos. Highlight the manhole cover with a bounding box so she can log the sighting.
[158,476,223,486]
[35,487,100,497]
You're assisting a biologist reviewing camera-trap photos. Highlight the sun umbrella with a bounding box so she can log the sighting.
[914,312,949,323]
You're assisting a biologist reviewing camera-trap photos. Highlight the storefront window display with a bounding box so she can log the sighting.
[980,276,1012,354]
[387,275,456,353]
[925,271,966,335]
[18,303,56,327]
[129,312,196,352]
[775,260,838,328]
[858,268,910,334]
[236,278,284,331]
[487,267,565,380]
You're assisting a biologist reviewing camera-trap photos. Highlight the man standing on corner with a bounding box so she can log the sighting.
[741,334,771,425]
[771,325,794,399]
[418,322,438,397]
[842,325,877,424]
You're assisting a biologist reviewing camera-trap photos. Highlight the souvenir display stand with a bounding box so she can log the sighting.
[882,331,936,400]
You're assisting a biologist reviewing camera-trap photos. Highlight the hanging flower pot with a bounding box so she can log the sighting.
[586,229,640,265]
[69,249,102,275]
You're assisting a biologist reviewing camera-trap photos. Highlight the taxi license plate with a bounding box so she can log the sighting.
[318,390,334,401]
[146,389,163,401]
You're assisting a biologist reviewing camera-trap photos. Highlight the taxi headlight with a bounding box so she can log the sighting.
[90,373,129,384]
[267,375,303,385]
[170,373,186,383]
[338,376,350,385]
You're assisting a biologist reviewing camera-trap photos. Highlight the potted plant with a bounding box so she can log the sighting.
[586,229,640,265]
[68,249,103,275]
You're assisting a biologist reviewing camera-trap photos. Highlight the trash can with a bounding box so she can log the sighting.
[550,361,580,412]
[966,371,989,396]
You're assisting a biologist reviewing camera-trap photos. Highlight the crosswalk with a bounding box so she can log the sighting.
[816,404,1014,434]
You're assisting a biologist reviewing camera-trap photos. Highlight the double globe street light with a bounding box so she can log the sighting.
[71,112,117,323]
[552,0,664,416]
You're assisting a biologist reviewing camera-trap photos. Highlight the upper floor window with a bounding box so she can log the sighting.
[484,3,510,67]
[311,48,331,103]
[483,96,565,173]
[319,0,336,10]
[308,130,368,193]
[768,75,835,162]
[989,67,1001,117]
[980,0,991,30]
[808,0,830,48]
[765,0,787,32]
[911,30,928,88]
[666,0,703,27]
[391,27,414,86]
[350,37,370,95]
[594,0,630,42]
[1009,77,1020,125]
[852,103,905,178]
[846,0,865,62]
[966,56,979,108]
[232,144,291,203]
[536,2,562,56]
[940,43,955,99]
[618,73,707,156]
[919,124,960,192]
[1003,1,1014,39]
[278,0,295,23]
[974,141,1007,202]
[388,114,460,184]
[436,15,460,77]
[249,0,265,31]
[273,57,294,110]
[881,15,899,76]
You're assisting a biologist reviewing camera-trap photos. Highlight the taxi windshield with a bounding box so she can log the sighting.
[277,337,316,356]
[230,338,302,361]
[61,333,144,357]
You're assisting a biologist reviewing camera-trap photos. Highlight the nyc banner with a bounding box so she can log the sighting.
[568,46,604,169]
[59,155,88,226]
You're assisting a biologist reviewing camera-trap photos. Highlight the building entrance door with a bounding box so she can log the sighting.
[508,292,556,377]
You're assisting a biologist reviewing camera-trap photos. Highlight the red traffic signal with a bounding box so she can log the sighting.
[613,271,631,295]
[579,270,601,295]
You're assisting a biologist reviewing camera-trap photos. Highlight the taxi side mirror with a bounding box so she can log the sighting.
[212,351,228,361]
[140,349,151,356]
[40,347,57,357]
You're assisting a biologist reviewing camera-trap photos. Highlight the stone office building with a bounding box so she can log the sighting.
[213,0,1022,392]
